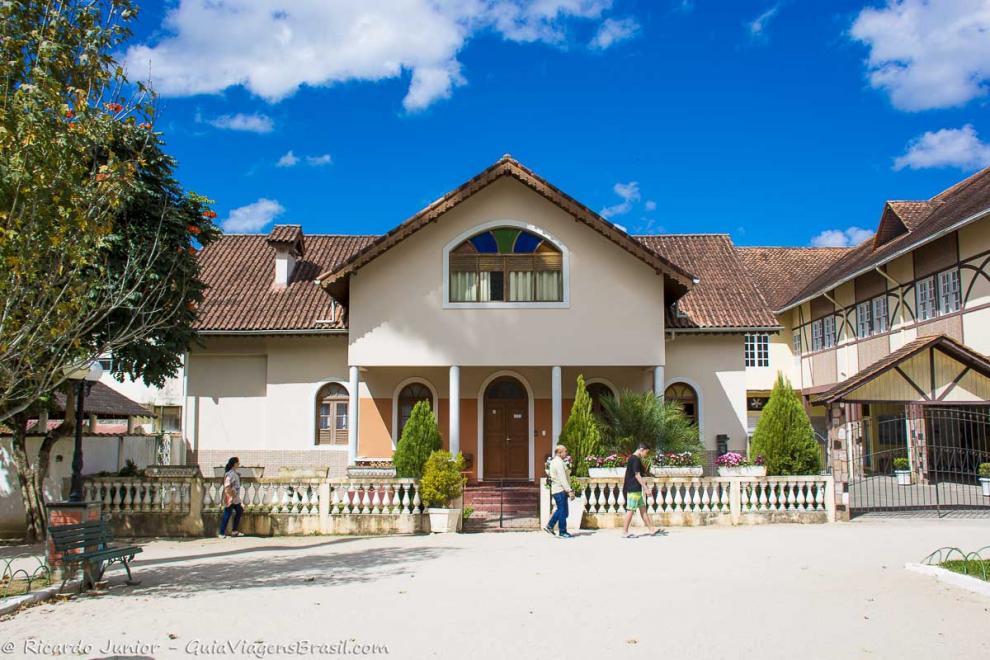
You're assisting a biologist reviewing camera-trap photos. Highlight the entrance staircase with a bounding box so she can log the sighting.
[463,482,542,532]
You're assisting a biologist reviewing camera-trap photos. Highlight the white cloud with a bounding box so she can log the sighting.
[222,198,286,232]
[748,4,780,39]
[590,17,640,49]
[644,200,657,211]
[850,0,990,111]
[207,112,274,133]
[894,124,990,171]
[125,0,615,112]
[810,227,875,248]
[276,150,299,167]
[601,181,641,219]
[305,154,333,166]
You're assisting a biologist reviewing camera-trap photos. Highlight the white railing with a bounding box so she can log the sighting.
[203,478,323,515]
[83,477,193,514]
[551,475,835,526]
[201,478,423,516]
[328,479,422,515]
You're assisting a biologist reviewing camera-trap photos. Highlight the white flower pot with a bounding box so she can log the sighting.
[895,470,912,486]
[566,495,585,531]
[427,507,462,533]
[980,477,990,497]
[717,466,767,477]
[650,466,703,478]
[588,467,625,478]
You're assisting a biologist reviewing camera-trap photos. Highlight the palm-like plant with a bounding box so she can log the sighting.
[599,391,703,456]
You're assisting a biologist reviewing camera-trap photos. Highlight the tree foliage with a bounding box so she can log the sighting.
[599,390,702,456]
[419,450,465,508]
[393,400,442,479]
[559,375,601,476]
[749,374,821,476]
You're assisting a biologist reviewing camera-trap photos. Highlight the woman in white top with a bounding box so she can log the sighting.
[218,457,244,538]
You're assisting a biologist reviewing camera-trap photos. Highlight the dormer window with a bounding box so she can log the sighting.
[445,224,567,306]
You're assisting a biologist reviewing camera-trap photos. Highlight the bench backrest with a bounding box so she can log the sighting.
[48,520,114,551]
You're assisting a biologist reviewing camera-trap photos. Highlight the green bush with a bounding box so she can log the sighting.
[419,450,465,508]
[893,457,910,471]
[978,463,990,478]
[559,375,601,476]
[599,390,702,456]
[749,374,821,475]
[393,400,442,478]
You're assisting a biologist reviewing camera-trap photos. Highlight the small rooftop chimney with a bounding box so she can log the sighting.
[266,225,305,288]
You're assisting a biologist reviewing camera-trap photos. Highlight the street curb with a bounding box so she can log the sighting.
[0,580,80,617]
[905,562,990,598]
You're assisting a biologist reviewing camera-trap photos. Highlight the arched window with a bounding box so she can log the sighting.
[448,227,563,303]
[586,382,616,418]
[665,382,698,425]
[397,382,433,440]
[317,383,349,445]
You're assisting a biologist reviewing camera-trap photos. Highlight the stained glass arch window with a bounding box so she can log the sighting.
[448,226,564,303]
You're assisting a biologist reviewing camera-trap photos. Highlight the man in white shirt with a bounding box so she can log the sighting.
[545,444,575,538]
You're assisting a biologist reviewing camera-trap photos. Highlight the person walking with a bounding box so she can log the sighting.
[622,443,658,538]
[545,444,575,538]
[219,456,244,538]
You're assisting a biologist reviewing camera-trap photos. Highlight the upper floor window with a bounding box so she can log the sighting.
[792,329,802,355]
[811,319,823,352]
[937,269,961,314]
[744,334,770,367]
[916,276,936,321]
[872,296,888,334]
[447,226,564,304]
[822,315,836,349]
[857,295,889,338]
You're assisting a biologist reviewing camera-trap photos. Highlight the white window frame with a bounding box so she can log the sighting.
[916,276,936,321]
[872,296,888,334]
[822,315,836,349]
[937,268,961,315]
[442,220,570,309]
[811,319,823,352]
[792,329,801,355]
[856,301,871,339]
[744,333,770,368]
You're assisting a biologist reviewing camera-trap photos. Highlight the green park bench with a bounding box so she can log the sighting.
[48,520,142,592]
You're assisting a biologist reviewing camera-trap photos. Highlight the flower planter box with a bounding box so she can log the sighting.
[588,467,625,478]
[650,466,703,478]
[981,478,990,497]
[895,470,912,486]
[717,466,766,477]
[427,507,462,533]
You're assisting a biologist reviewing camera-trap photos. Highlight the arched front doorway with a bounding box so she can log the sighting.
[665,382,699,426]
[483,376,530,480]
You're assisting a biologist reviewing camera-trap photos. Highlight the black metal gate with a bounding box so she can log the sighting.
[846,406,990,517]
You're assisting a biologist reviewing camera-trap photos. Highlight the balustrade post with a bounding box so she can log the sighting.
[186,475,205,537]
[539,478,551,527]
[729,479,741,525]
[824,476,836,523]
[319,480,331,533]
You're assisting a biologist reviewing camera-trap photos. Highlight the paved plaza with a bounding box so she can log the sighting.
[2,519,989,659]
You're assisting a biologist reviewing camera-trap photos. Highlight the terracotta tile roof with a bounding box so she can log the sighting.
[51,382,151,417]
[736,247,853,311]
[318,155,697,294]
[811,335,990,404]
[888,201,934,229]
[637,235,781,330]
[266,225,305,256]
[195,234,376,332]
[779,165,990,311]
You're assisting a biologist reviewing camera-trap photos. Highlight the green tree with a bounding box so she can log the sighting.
[600,390,702,456]
[419,450,466,508]
[749,374,821,475]
[559,375,601,476]
[393,401,443,478]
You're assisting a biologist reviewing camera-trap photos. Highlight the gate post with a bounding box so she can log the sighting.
[828,404,850,521]
[907,404,929,485]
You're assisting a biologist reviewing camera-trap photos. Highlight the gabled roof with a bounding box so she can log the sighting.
[736,247,852,312]
[811,335,990,405]
[316,155,697,296]
[195,234,375,332]
[778,165,990,312]
[266,224,305,256]
[52,382,151,417]
[638,235,780,330]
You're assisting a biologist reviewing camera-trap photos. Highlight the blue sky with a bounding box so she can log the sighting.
[126,1,990,247]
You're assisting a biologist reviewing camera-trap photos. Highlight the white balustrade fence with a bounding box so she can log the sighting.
[84,477,193,514]
[328,480,422,515]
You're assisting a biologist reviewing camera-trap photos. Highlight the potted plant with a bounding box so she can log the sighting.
[979,463,990,496]
[716,452,766,477]
[586,453,627,478]
[650,451,703,477]
[420,450,465,533]
[893,457,912,486]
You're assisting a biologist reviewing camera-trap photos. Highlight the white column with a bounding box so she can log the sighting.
[449,366,460,456]
[653,366,665,397]
[348,366,360,465]
[551,366,562,444]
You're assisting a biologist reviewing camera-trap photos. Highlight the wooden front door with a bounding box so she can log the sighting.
[483,378,529,480]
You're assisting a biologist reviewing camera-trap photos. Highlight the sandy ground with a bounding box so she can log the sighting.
[2,519,989,659]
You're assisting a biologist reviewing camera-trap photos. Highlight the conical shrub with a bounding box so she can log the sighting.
[749,373,821,475]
